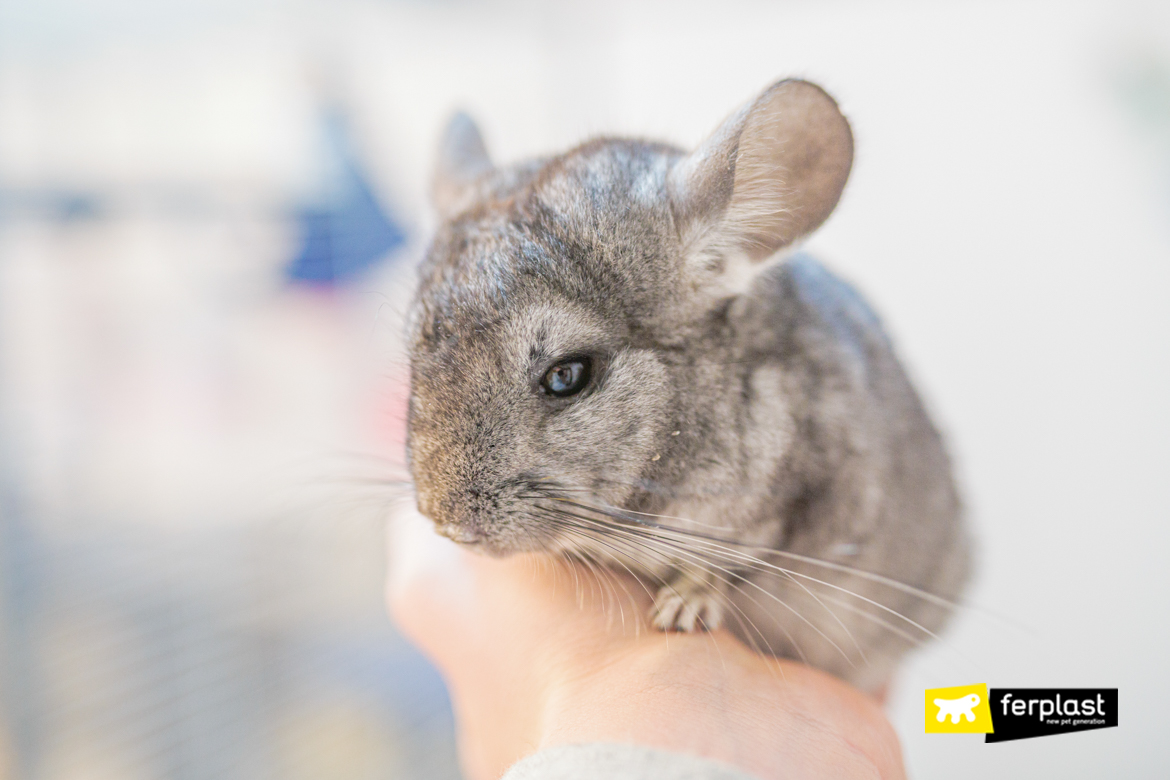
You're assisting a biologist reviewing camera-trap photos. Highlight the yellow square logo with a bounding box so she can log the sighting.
[925,683,994,734]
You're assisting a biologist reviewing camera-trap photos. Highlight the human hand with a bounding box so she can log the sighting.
[386,507,905,780]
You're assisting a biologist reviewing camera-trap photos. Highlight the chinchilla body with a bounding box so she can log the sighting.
[406,80,970,691]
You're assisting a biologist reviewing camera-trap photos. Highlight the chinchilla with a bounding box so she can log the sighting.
[404,78,970,691]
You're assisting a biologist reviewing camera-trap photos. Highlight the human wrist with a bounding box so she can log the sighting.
[531,632,903,780]
[534,634,748,766]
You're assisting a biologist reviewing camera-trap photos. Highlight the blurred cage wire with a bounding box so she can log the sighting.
[0,3,459,777]
[0,503,457,780]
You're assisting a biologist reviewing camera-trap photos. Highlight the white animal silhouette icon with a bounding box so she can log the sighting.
[934,693,981,724]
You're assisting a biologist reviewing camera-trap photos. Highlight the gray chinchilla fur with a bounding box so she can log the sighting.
[405,79,970,692]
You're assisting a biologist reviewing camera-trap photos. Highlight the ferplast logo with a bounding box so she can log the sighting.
[925,685,1118,742]
[984,689,1118,743]
[924,684,994,734]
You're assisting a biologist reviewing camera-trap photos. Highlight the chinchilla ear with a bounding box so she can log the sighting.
[432,112,494,217]
[668,79,853,271]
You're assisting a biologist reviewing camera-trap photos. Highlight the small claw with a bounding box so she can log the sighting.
[651,579,724,633]
[651,591,686,631]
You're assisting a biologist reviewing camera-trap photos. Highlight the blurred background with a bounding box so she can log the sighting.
[1,0,1168,778]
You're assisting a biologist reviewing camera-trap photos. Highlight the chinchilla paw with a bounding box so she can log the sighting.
[651,577,724,632]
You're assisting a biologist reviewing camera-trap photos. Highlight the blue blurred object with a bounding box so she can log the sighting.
[287,106,407,284]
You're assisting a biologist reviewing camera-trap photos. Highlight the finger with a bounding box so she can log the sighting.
[385,506,482,659]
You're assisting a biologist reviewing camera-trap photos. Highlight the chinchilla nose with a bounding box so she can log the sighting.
[435,521,484,544]
[415,482,493,542]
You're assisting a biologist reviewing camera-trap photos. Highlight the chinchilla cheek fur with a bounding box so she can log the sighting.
[403,79,971,693]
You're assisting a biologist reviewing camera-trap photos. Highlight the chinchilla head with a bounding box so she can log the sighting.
[406,80,853,556]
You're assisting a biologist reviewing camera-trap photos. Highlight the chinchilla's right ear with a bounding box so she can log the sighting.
[431,112,494,217]
[668,80,853,286]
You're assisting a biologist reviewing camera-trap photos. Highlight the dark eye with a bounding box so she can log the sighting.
[541,358,591,397]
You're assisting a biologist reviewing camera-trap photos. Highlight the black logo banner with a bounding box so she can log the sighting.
[985,688,1117,743]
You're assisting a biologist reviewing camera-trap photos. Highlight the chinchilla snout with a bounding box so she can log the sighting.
[410,462,522,551]
[407,404,529,552]
[411,480,483,543]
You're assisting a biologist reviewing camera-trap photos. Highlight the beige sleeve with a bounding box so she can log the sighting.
[501,743,761,780]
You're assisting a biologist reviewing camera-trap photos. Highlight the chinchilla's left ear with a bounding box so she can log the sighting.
[668,79,853,270]
[431,112,494,217]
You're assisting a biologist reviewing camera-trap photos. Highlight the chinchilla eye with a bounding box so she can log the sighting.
[541,358,591,397]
